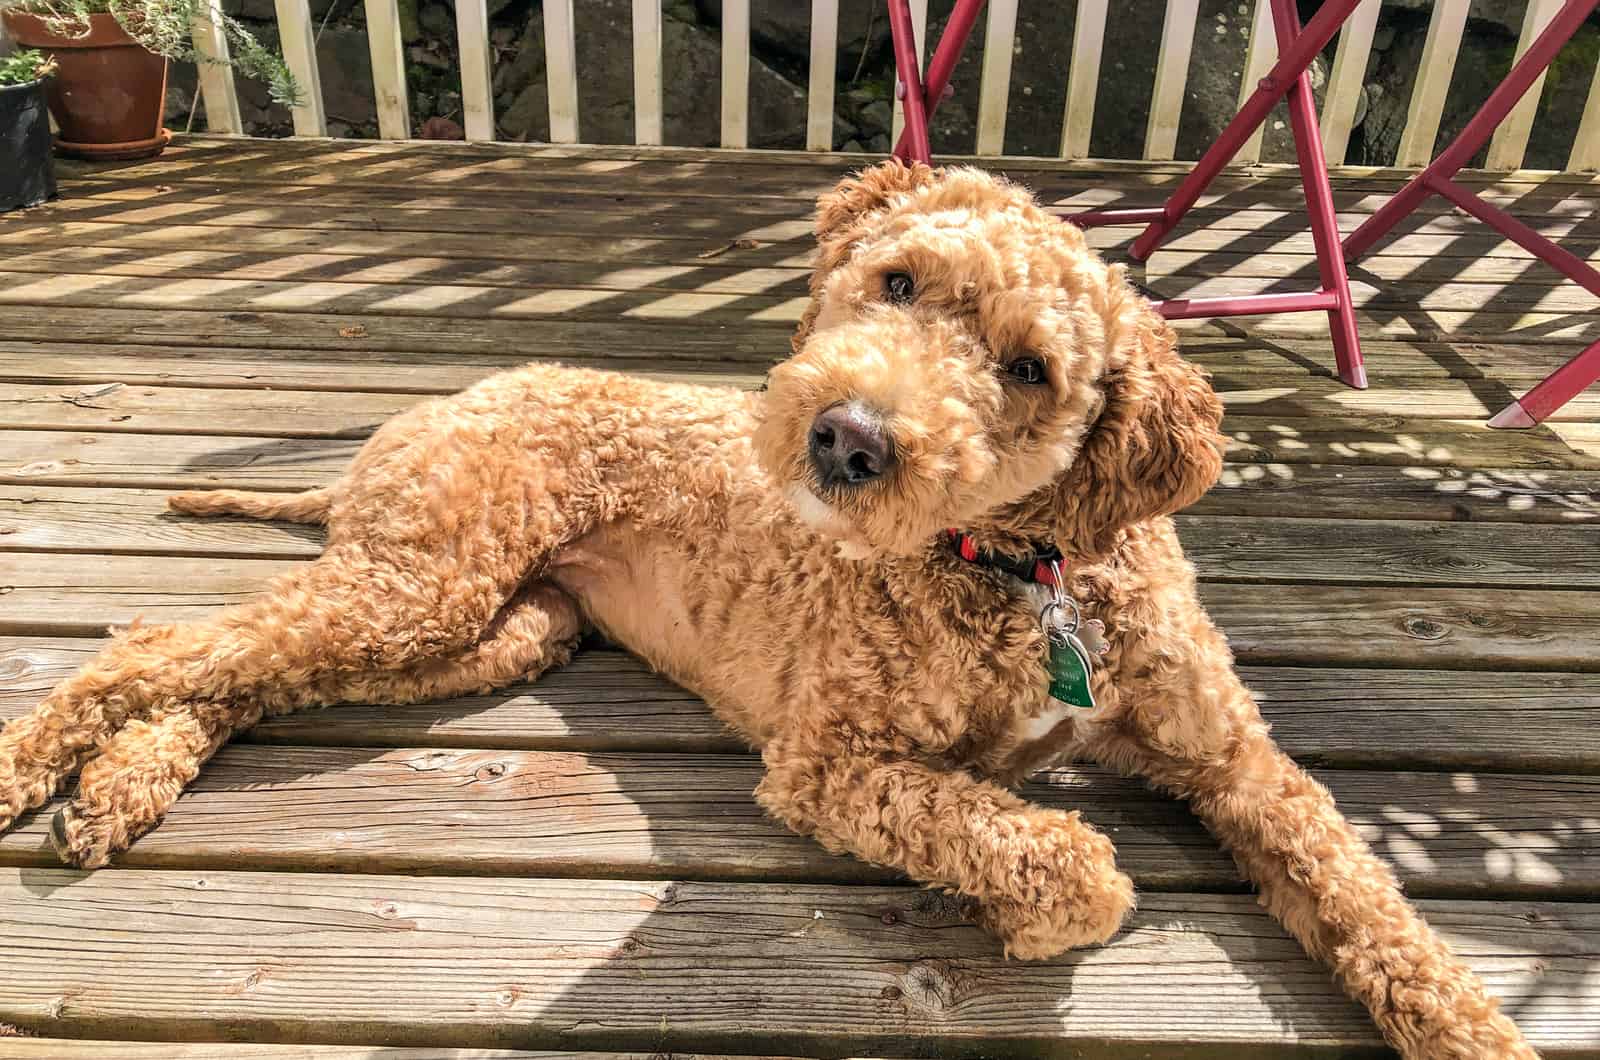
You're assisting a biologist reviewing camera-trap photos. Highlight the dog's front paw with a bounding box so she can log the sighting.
[973,864,1135,960]
[49,804,132,869]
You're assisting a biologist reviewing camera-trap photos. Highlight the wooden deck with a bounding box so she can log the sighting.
[0,138,1598,1057]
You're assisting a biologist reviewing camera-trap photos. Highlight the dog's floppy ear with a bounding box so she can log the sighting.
[1053,298,1225,558]
[791,159,938,352]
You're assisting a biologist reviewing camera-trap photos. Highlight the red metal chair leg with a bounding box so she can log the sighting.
[886,0,988,165]
[1345,0,1600,420]
[1273,0,1365,388]
[1069,0,1369,388]
[886,0,933,165]
[1489,339,1600,429]
[1123,0,1365,260]
[1344,0,1600,261]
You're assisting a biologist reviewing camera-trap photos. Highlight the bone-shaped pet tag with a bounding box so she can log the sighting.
[1046,628,1096,710]
[1040,594,1103,711]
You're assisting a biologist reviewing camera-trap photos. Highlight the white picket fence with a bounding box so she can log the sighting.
[190,0,1600,172]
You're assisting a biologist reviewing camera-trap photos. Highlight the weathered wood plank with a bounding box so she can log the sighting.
[5,268,1599,344]
[39,155,1600,217]
[61,133,1600,187]
[5,637,1597,771]
[0,639,733,752]
[64,139,1600,205]
[1195,463,1600,525]
[2,270,1590,343]
[9,487,1600,592]
[0,869,1592,1053]
[5,431,1595,524]
[3,552,1597,669]
[3,334,1596,397]
[0,1044,574,1059]
[0,486,326,558]
[542,0,578,143]
[0,306,788,362]
[10,242,1600,314]
[0,431,357,491]
[1220,415,1600,471]
[1173,514,1600,588]
[26,184,1600,248]
[6,376,1600,469]
[2,745,1595,900]
[0,382,417,439]
[10,211,1590,267]
[0,272,803,327]
[0,219,819,267]
[1244,665,1600,772]
[1396,0,1469,168]
[0,342,764,393]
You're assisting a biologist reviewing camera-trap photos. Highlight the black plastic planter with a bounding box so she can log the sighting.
[1,78,56,212]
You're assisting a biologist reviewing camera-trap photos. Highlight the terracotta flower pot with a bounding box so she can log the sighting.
[1,10,171,160]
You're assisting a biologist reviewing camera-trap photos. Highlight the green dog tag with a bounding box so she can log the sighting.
[1047,635,1096,710]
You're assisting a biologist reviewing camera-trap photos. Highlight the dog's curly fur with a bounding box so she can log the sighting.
[0,161,1533,1058]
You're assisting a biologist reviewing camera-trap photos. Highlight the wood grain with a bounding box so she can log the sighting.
[1,745,1595,899]
[0,868,1593,1053]
[9,487,1600,591]
[7,380,1600,470]
[0,1045,573,1059]
[7,333,1598,390]
[4,552,1598,668]
[6,432,1594,525]
[5,638,1597,772]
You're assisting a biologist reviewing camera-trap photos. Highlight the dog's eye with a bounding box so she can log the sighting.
[884,271,915,304]
[1004,358,1047,385]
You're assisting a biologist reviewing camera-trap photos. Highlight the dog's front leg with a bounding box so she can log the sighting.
[757,735,1134,959]
[1087,661,1536,1060]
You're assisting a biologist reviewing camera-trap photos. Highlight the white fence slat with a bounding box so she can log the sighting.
[455,0,495,141]
[1143,0,1197,161]
[632,0,664,145]
[1234,0,1277,165]
[1319,0,1380,164]
[543,0,579,143]
[1571,46,1600,171]
[720,0,749,148]
[273,0,327,137]
[806,0,839,150]
[1397,0,1469,167]
[890,0,928,146]
[364,0,411,138]
[975,0,1018,155]
[1486,0,1564,170]
[1059,0,1108,159]
[190,0,242,135]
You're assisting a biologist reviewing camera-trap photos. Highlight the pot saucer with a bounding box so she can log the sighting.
[55,128,172,161]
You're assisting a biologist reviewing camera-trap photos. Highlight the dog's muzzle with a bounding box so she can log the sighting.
[808,401,894,489]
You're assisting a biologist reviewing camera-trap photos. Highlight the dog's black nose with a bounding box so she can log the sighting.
[809,401,894,487]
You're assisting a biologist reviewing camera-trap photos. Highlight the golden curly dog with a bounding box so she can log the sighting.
[0,160,1532,1058]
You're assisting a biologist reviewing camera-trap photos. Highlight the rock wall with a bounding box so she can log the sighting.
[165,0,1598,168]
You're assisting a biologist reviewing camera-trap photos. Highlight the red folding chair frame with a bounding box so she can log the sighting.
[1342,0,1600,428]
[887,0,1371,390]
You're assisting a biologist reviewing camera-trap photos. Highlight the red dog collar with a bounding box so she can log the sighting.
[945,529,1064,587]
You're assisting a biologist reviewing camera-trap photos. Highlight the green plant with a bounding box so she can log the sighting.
[1,0,300,105]
[0,46,56,85]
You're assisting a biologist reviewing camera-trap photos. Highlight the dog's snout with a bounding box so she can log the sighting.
[809,402,894,488]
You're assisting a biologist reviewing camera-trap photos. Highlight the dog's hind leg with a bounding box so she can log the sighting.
[0,538,529,836]
[167,486,334,525]
[48,581,585,867]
